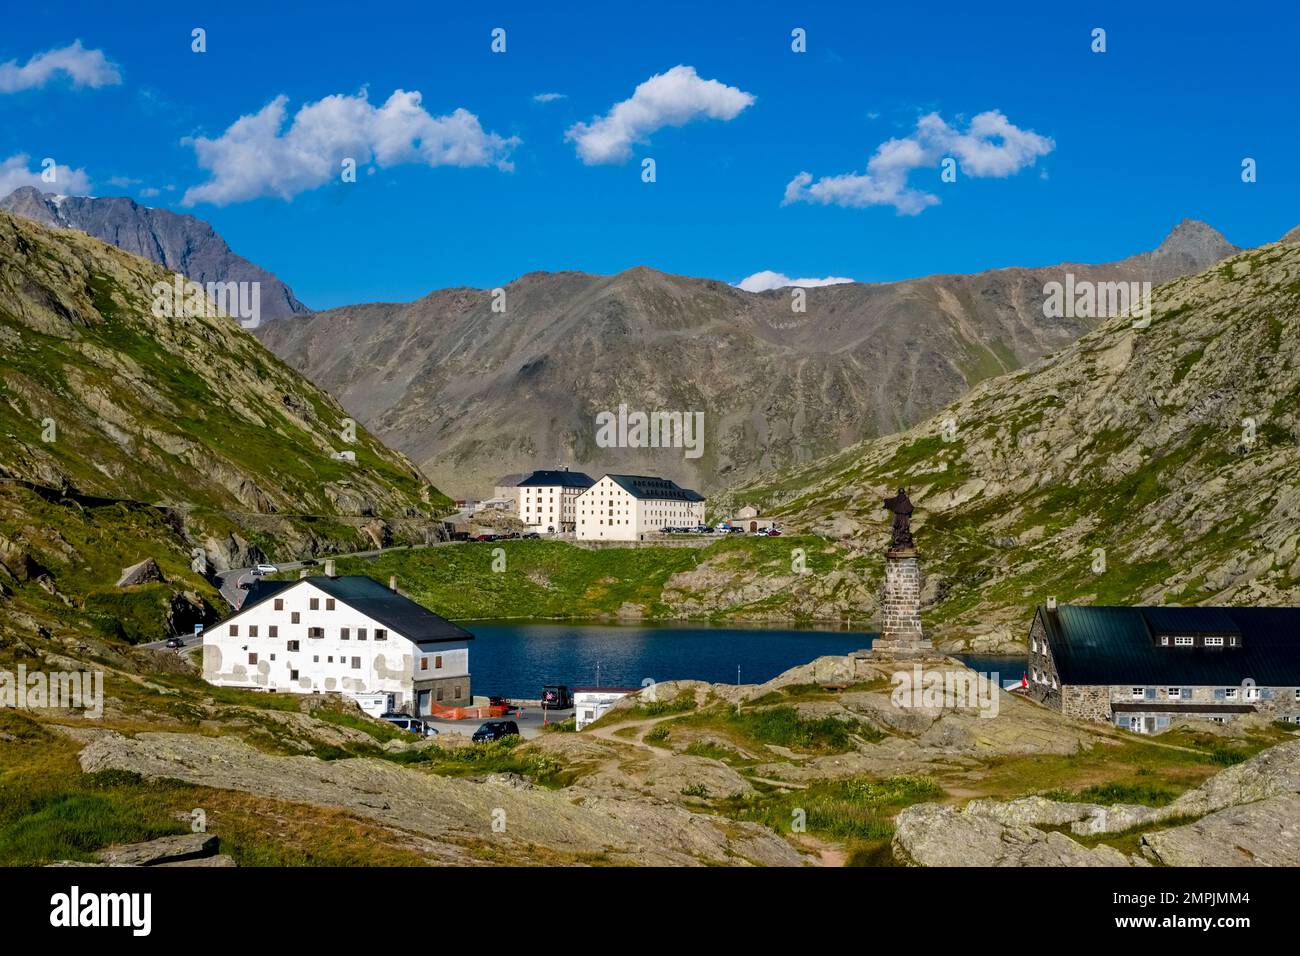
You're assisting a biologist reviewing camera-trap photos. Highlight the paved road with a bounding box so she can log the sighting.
[423,706,575,740]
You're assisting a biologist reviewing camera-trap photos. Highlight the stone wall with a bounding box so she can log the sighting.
[1026,614,1063,709]
[1061,685,1112,722]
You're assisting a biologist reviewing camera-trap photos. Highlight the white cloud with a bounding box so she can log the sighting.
[784,109,1053,215]
[736,271,855,293]
[0,41,121,93]
[181,89,520,206]
[565,65,754,165]
[533,92,566,103]
[0,153,92,197]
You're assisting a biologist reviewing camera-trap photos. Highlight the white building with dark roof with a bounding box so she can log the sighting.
[574,474,705,541]
[202,573,472,715]
[517,468,595,532]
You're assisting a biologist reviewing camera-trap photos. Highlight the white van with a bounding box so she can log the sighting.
[348,692,395,717]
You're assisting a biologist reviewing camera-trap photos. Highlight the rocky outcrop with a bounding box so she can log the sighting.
[76,731,809,867]
[893,739,1300,866]
[116,558,165,587]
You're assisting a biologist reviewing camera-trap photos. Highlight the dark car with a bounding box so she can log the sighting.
[540,684,572,709]
[487,695,511,708]
[472,533,497,542]
[300,559,319,566]
[472,720,520,742]
[523,532,540,539]
[165,637,185,649]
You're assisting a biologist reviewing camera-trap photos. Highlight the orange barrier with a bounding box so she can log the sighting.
[425,704,511,721]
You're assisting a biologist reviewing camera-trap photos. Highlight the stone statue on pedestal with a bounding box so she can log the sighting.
[882,487,915,552]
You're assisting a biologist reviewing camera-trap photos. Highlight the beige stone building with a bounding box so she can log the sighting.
[574,474,705,541]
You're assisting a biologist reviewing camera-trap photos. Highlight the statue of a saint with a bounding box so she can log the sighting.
[882,487,915,551]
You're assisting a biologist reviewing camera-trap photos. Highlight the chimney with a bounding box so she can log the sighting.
[1046,596,1058,611]
[389,575,398,593]
[324,558,336,578]
[298,569,308,579]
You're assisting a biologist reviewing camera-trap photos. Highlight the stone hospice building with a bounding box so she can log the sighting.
[1027,603,1300,732]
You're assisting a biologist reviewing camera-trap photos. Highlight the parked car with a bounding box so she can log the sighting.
[523,532,540,539]
[255,563,279,574]
[695,525,714,534]
[300,559,319,566]
[487,695,511,708]
[473,720,520,743]
[472,533,497,542]
[726,526,745,534]
[766,529,783,536]
[165,637,185,649]
[381,714,437,737]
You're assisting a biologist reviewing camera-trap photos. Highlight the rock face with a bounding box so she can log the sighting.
[893,739,1300,866]
[0,187,309,320]
[736,229,1300,644]
[255,222,1236,494]
[77,731,809,867]
[116,558,165,587]
[95,833,224,866]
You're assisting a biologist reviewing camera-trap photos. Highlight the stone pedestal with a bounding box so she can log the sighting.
[873,547,933,655]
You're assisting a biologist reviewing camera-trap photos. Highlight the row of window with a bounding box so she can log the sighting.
[228,624,387,640]
[272,597,337,612]
[245,652,445,671]
[1129,686,1300,701]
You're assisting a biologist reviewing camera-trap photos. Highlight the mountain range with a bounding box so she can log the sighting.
[253,221,1237,496]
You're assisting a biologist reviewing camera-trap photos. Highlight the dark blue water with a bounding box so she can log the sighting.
[460,619,875,699]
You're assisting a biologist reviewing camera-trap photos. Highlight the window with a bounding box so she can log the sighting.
[291,612,300,624]
[454,685,461,699]
[435,655,443,669]
[1131,687,1144,699]
[248,625,258,638]
[313,656,319,663]
[287,640,300,651]
[420,658,429,671]
[274,599,284,611]
[289,669,299,681]
[375,629,387,641]
[1167,687,1181,697]
[229,624,239,636]
[351,657,361,669]
[1295,689,1300,701]
[308,627,323,639]
[1174,636,1194,647]
[1225,688,1238,700]
[310,598,319,611]
[357,628,367,641]
[326,598,335,611]
[327,656,333,663]
[340,628,350,640]
[268,625,278,638]
[1245,686,1260,701]
[1205,636,1224,647]
[436,687,444,701]
[248,653,258,665]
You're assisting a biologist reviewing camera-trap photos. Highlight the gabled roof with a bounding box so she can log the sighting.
[226,576,473,645]
[592,474,704,502]
[518,469,595,488]
[1037,604,1300,686]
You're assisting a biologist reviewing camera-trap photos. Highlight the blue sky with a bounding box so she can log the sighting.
[2,0,1296,308]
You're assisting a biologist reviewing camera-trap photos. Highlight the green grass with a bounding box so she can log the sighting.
[674,703,884,755]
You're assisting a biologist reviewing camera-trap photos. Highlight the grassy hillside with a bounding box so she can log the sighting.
[305,536,877,625]
[724,237,1300,649]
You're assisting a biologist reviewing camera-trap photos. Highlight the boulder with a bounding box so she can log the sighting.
[95,833,219,866]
